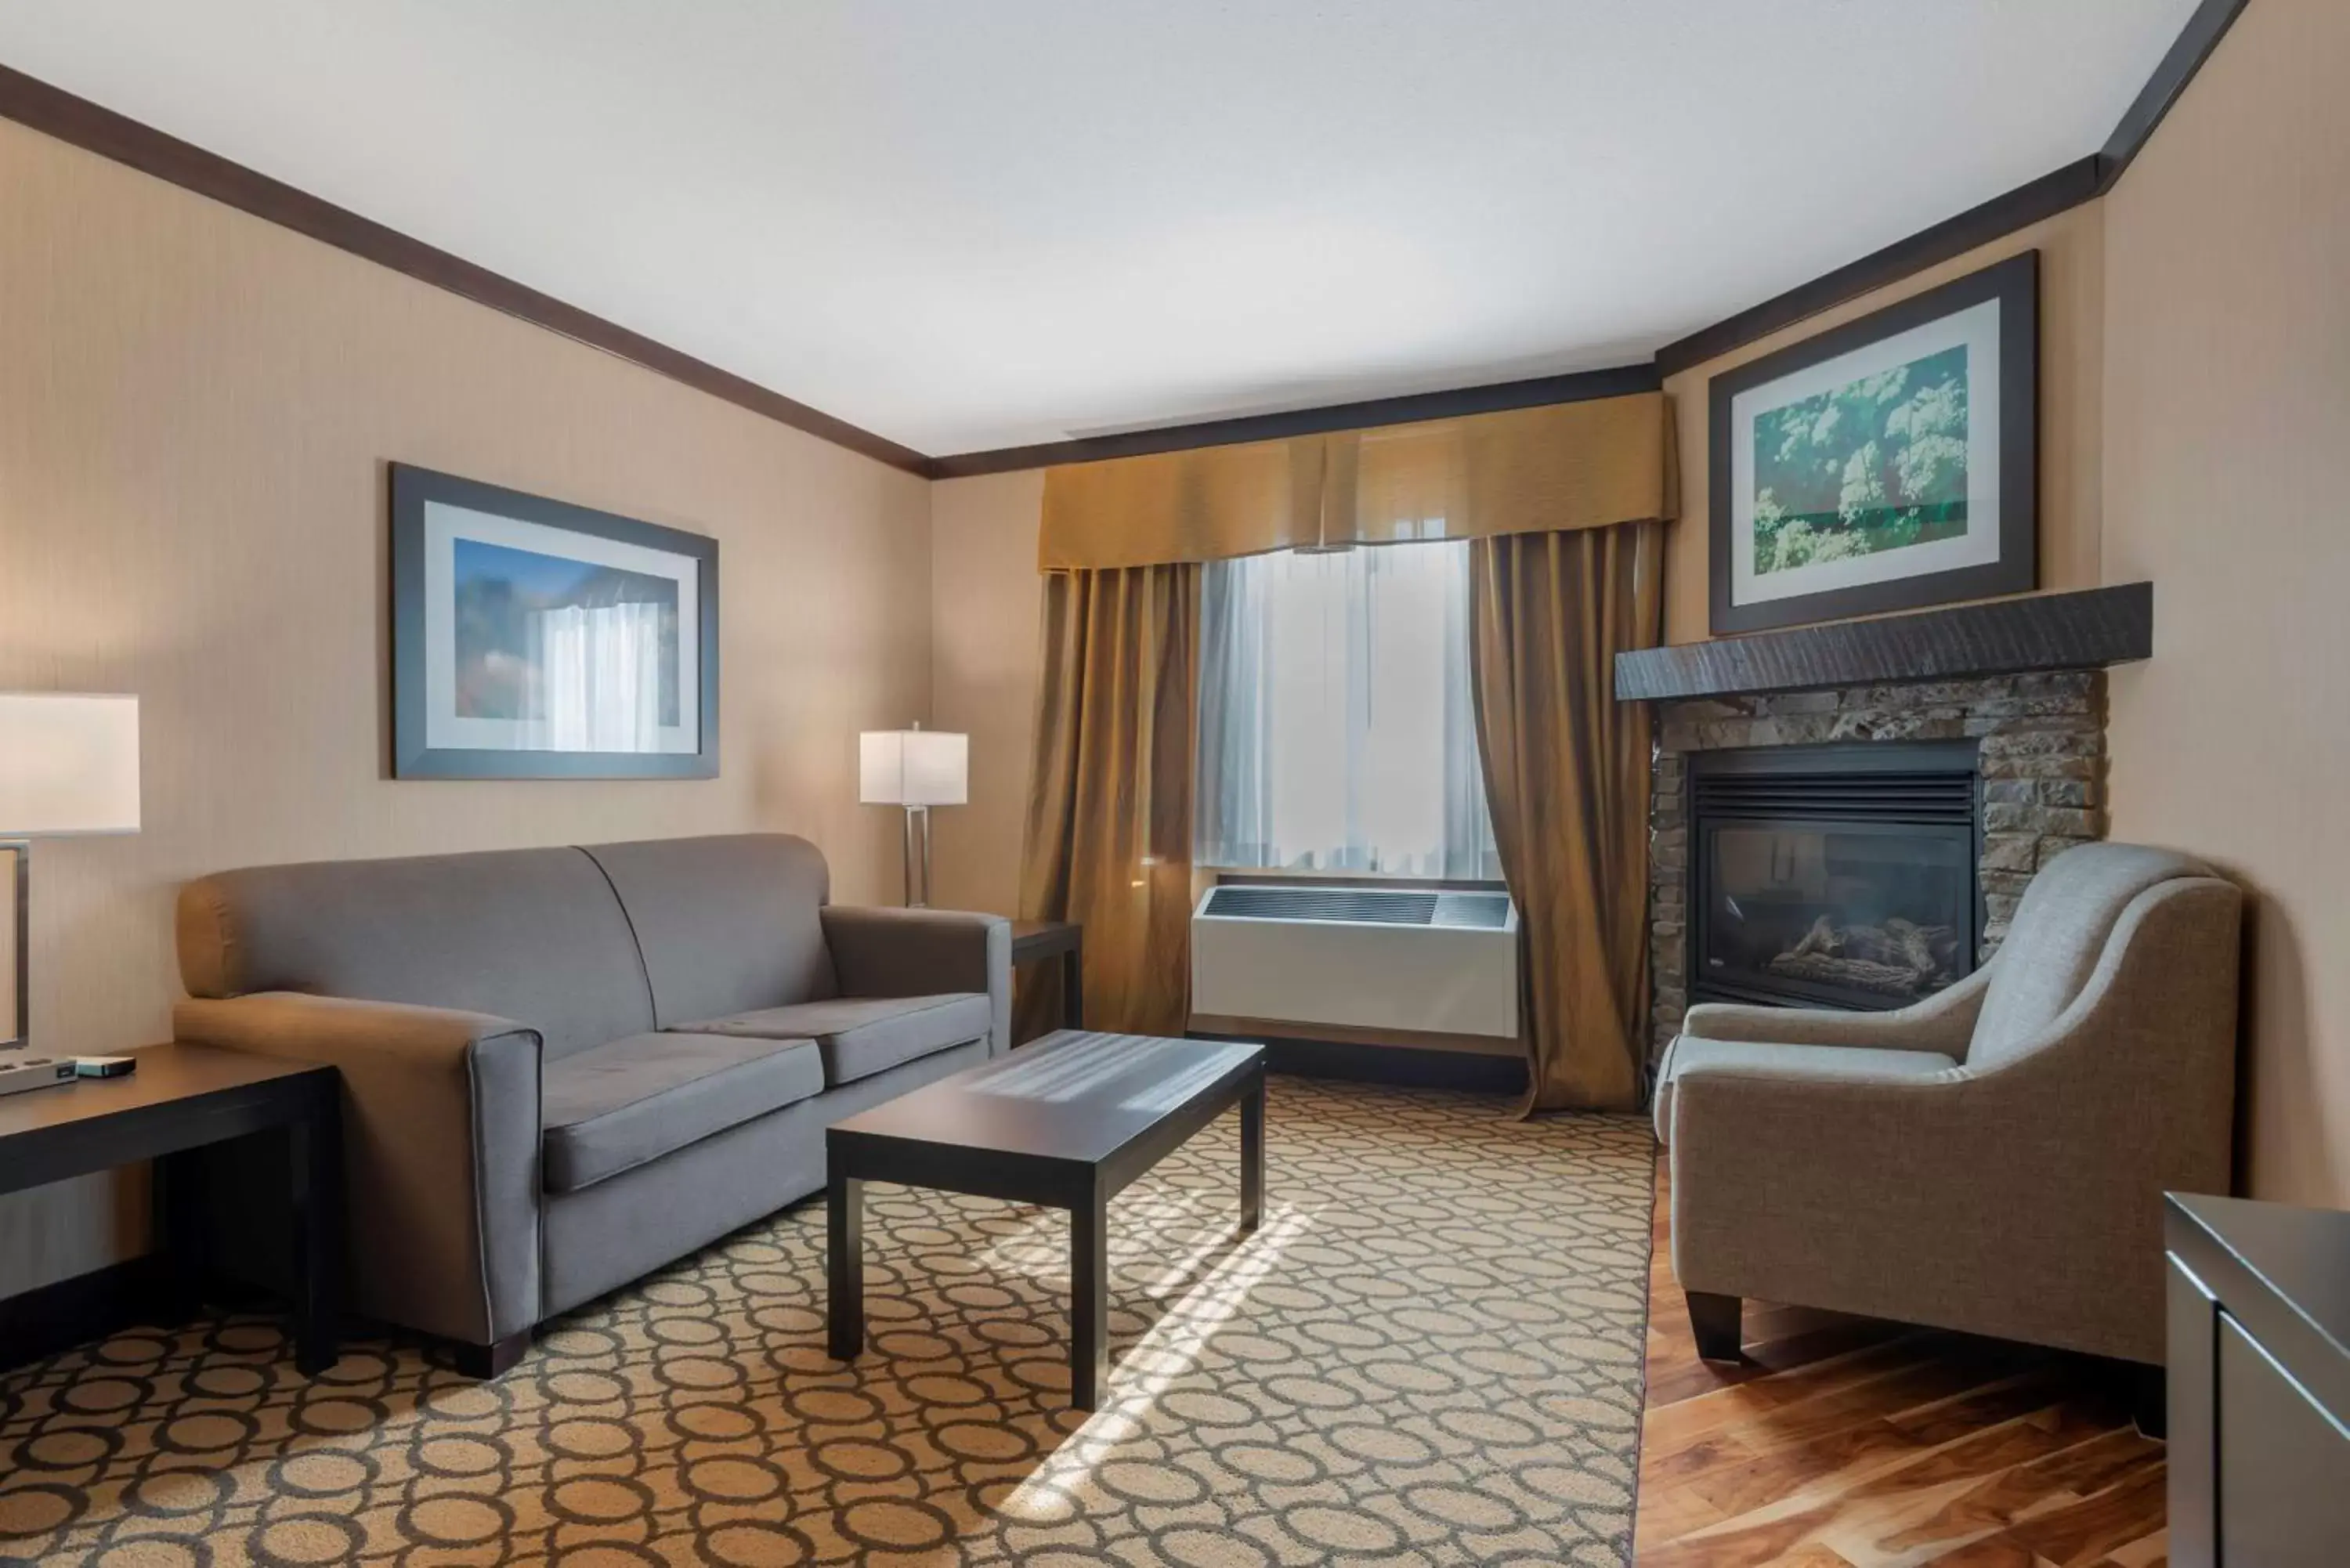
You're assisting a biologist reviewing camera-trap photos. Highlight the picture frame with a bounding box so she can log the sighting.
[389,464,719,779]
[1708,251,2038,636]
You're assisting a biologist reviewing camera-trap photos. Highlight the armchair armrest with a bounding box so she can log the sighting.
[1679,961,1991,1057]
[820,906,1013,1055]
[173,992,543,1348]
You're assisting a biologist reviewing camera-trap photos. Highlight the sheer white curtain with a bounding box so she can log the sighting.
[528,602,667,752]
[1197,540,1498,879]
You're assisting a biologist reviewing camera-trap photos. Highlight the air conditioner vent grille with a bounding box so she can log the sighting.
[1433,893,1512,929]
[1200,885,1513,928]
[1202,886,1437,924]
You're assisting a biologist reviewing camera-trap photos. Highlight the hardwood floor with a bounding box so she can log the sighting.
[1636,1158,2167,1566]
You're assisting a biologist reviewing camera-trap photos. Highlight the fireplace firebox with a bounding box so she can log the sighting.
[1689,742,1981,1013]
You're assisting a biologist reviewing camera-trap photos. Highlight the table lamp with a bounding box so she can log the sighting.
[0,694,142,1048]
[859,723,966,908]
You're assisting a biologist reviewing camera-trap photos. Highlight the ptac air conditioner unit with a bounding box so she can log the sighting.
[1189,883,1520,1048]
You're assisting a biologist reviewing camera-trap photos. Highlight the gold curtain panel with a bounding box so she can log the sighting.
[1038,390,1673,569]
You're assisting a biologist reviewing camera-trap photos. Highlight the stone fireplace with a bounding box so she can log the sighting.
[1647,670,2107,1060]
[1687,739,1981,1013]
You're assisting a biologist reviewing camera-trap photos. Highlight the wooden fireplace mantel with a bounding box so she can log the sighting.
[1614,583,2153,703]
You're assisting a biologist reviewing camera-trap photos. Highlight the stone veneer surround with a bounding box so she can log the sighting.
[1647,670,2108,1060]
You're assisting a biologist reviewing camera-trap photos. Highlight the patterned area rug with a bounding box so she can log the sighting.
[0,1077,1653,1566]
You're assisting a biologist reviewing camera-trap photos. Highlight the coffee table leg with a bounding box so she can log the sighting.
[1071,1192,1108,1410]
[828,1169,864,1361]
[1061,936,1084,1031]
[1241,1074,1264,1233]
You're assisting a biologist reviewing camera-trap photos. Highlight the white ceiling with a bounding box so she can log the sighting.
[0,1,2196,457]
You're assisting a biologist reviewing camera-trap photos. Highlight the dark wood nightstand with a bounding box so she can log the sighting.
[2167,1192,2350,1566]
[0,1043,342,1375]
[1010,919,1084,1032]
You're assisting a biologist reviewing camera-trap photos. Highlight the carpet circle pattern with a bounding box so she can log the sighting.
[1,1077,1653,1565]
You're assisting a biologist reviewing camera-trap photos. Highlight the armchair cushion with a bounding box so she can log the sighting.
[543,1031,826,1193]
[683,992,992,1086]
[1654,1035,1959,1143]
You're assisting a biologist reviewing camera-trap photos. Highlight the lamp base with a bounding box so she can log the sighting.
[901,805,932,908]
[0,840,25,1050]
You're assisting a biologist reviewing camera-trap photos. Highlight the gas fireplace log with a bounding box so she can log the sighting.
[1765,916,1957,999]
[1766,952,1940,996]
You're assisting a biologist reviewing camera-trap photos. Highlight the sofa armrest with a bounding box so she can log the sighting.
[821,906,1013,1054]
[1679,960,1992,1056]
[173,992,544,1348]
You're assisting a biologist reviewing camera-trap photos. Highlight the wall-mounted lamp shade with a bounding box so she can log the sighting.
[859,729,967,807]
[0,694,141,836]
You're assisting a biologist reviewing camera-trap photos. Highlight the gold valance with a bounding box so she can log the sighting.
[1038,390,1674,570]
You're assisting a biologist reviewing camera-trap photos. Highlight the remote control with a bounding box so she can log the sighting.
[0,1057,77,1097]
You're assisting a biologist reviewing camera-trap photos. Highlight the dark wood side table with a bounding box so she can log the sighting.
[0,1043,342,1375]
[1010,919,1084,1031]
[2166,1192,2350,1566]
[827,1029,1263,1408]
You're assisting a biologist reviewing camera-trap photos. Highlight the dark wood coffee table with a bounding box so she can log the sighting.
[826,1028,1264,1408]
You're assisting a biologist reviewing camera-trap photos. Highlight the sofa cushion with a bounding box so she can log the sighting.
[685,993,992,1086]
[178,845,656,1060]
[1969,844,2210,1070]
[583,835,838,1029]
[542,1031,826,1192]
[1654,1035,1959,1143]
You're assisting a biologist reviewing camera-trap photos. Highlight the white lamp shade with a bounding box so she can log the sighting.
[859,728,967,807]
[0,694,141,836]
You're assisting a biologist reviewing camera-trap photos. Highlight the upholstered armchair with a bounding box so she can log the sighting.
[1652,843,2242,1367]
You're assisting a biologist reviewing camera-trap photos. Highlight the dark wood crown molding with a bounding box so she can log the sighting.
[1652,159,2099,379]
[926,361,1661,479]
[0,0,2246,479]
[1654,0,2247,380]
[2096,0,2249,193]
[0,63,931,476]
[932,0,2247,471]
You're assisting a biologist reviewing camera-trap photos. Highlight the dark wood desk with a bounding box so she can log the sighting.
[826,1029,1263,1408]
[2167,1192,2350,1566]
[1010,919,1083,1031]
[0,1044,342,1375]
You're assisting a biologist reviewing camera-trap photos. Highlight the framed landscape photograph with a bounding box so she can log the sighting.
[389,464,718,779]
[1709,251,2037,635]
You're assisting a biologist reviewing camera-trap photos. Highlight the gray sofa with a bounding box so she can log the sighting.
[172,833,1010,1375]
[1654,842,2242,1368]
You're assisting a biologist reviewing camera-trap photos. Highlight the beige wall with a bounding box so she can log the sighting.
[928,471,1047,916]
[1660,202,2106,645]
[5,0,2340,1306]
[2100,0,2350,1207]
[0,121,934,1293]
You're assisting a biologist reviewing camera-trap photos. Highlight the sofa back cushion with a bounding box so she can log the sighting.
[583,834,837,1028]
[178,846,655,1060]
[1968,842,2210,1069]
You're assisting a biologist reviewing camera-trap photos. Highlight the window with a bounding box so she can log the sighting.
[1196,540,1499,879]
